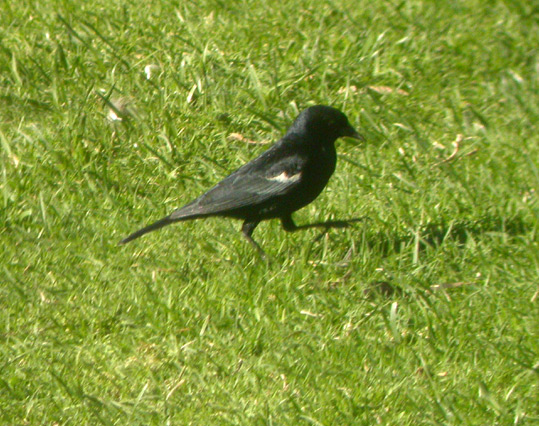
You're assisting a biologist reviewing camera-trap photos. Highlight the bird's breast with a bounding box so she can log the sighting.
[291,145,337,204]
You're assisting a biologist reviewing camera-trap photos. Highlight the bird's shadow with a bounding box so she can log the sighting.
[380,215,530,256]
[344,214,530,299]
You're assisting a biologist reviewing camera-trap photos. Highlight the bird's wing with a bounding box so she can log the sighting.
[169,152,306,220]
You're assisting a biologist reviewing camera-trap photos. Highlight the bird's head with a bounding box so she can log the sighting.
[288,105,363,144]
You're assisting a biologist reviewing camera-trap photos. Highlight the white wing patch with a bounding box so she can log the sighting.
[267,171,302,183]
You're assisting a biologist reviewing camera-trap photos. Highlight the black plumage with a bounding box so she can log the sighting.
[120,105,361,253]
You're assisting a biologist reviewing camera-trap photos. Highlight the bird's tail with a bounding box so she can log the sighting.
[119,216,175,245]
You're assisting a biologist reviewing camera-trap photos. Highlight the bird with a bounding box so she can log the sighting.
[119,105,362,254]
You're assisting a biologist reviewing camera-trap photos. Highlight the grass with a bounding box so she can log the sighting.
[1,0,538,424]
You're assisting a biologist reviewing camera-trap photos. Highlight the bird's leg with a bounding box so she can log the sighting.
[280,215,298,232]
[282,215,363,232]
[241,220,266,258]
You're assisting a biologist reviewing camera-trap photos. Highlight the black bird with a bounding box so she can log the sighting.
[120,105,362,253]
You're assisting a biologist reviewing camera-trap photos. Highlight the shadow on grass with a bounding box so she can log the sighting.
[353,214,531,299]
[366,214,532,257]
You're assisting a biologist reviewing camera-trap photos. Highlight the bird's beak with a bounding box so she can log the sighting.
[342,125,364,142]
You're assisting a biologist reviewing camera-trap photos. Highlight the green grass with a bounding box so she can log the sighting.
[1,0,538,424]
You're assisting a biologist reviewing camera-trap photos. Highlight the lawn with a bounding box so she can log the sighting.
[1,0,538,424]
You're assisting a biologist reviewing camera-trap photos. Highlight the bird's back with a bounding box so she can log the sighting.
[168,133,336,222]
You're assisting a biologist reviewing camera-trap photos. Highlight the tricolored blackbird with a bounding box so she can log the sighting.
[120,105,361,253]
